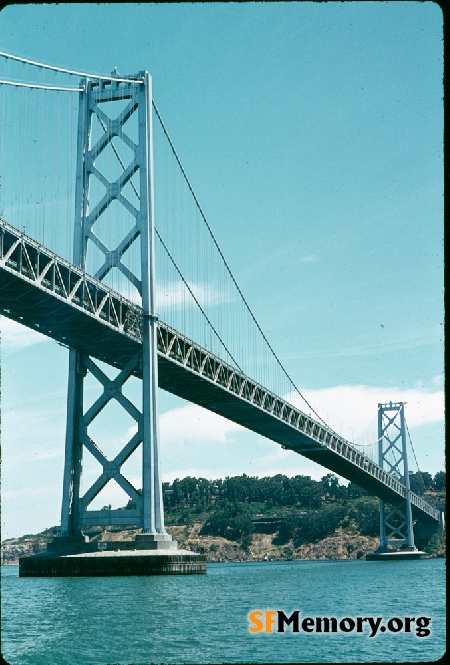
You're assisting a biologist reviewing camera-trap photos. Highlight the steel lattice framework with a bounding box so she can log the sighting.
[58,72,169,540]
[377,402,417,550]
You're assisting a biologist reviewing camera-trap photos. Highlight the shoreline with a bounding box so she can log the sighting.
[2,553,445,567]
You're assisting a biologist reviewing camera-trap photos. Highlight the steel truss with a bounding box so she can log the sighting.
[155,327,440,522]
[377,402,417,551]
[0,219,142,340]
[0,218,441,526]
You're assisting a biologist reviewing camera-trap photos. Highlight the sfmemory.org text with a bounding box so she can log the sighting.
[248,611,431,637]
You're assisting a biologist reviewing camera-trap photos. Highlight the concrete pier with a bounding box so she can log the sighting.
[19,549,206,576]
[366,549,430,561]
[19,533,207,576]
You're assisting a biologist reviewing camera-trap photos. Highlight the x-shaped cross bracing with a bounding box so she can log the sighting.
[79,352,143,514]
[85,97,142,294]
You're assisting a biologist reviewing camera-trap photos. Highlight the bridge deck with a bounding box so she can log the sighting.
[0,219,440,524]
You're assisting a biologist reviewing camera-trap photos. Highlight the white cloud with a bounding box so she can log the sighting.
[112,279,233,309]
[285,380,445,442]
[0,316,49,352]
[426,374,444,390]
[160,403,243,444]
[4,448,63,466]
[123,404,242,450]
[156,280,232,310]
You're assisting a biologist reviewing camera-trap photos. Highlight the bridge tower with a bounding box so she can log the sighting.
[57,71,174,551]
[375,401,418,554]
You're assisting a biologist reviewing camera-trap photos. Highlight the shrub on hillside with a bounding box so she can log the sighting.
[293,505,345,546]
[200,510,254,542]
[424,531,446,556]
[344,497,380,536]
[272,516,302,545]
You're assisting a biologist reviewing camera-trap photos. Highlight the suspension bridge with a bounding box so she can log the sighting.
[0,53,442,573]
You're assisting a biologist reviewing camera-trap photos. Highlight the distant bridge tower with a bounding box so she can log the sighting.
[376,402,417,553]
[58,71,174,550]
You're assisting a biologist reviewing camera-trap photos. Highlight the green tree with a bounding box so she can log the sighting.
[272,516,300,545]
[433,471,446,491]
[199,509,254,542]
[410,471,441,495]
[293,505,345,546]
[424,531,446,555]
[347,483,369,499]
[290,476,323,509]
[225,516,254,541]
[409,472,426,495]
[345,497,379,536]
[420,472,433,491]
[322,474,340,499]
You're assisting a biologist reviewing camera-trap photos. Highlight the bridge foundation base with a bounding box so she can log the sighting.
[19,550,206,577]
[19,532,206,576]
[366,549,430,561]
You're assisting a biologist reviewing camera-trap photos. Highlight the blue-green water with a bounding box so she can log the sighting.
[1,558,446,664]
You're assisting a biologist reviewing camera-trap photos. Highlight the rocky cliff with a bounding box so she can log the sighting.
[1,523,378,565]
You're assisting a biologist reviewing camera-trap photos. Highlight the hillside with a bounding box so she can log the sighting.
[2,471,445,564]
[1,523,380,565]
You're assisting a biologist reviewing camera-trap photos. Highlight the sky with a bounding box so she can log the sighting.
[0,2,444,540]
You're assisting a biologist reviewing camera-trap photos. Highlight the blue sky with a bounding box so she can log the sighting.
[0,2,444,539]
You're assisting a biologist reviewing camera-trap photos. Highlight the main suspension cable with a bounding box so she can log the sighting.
[152,100,330,427]
[0,50,143,84]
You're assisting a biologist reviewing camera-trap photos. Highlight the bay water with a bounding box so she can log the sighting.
[1,558,446,664]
